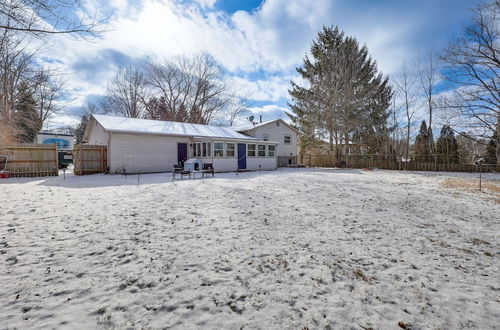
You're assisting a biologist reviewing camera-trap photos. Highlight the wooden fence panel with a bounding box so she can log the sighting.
[299,154,500,173]
[0,144,58,177]
[73,145,107,175]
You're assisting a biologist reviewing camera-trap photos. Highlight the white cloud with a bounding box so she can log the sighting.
[193,0,217,9]
[246,104,290,122]
[230,75,295,102]
[37,0,457,127]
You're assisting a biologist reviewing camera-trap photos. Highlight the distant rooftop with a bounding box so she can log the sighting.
[92,115,257,140]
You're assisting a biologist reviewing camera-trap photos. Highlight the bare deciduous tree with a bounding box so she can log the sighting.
[144,54,232,125]
[396,62,417,161]
[388,87,406,157]
[417,50,439,137]
[226,95,251,126]
[32,67,65,124]
[0,0,103,38]
[441,0,500,162]
[102,66,147,119]
[0,29,36,142]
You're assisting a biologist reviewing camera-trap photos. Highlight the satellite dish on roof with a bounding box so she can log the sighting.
[248,115,255,122]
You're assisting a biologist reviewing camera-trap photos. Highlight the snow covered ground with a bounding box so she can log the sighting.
[1,168,499,329]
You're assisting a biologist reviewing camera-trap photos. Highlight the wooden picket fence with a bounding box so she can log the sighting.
[73,144,107,175]
[300,154,500,173]
[0,143,58,177]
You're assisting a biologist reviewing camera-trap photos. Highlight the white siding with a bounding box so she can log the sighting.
[209,156,276,172]
[109,133,189,173]
[87,120,108,145]
[211,158,238,172]
[244,121,298,157]
[247,157,277,171]
[202,142,278,172]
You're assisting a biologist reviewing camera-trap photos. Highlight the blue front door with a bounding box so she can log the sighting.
[177,143,187,164]
[237,143,247,170]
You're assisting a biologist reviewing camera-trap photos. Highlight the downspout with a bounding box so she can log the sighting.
[108,132,112,173]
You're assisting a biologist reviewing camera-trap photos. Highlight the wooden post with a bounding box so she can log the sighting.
[54,143,59,176]
[78,145,82,175]
[479,163,482,191]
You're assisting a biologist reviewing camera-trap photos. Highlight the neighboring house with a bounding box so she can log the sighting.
[84,115,278,174]
[233,119,300,166]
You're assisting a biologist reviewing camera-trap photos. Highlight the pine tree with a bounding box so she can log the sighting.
[75,114,89,144]
[75,103,97,144]
[288,26,392,159]
[485,131,498,164]
[14,83,42,143]
[414,120,432,158]
[436,125,459,163]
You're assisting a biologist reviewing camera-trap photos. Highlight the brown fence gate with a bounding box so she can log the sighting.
[0,143,58,177]
[73,145,107,175]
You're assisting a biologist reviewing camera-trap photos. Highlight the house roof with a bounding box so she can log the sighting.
[91,115,257,140]
[233,119,301,134]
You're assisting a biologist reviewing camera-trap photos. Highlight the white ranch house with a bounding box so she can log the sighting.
[234,119,300,166]
[84,115,280,174]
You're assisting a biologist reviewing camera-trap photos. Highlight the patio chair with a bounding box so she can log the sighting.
[172,163,191,180]
[202,163,214,178]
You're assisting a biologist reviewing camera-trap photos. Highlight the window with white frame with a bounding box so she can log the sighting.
[192,143,197,157]
[226,143,235,157]
[248,144,256,157]
[268,145,275,157]
[202,142,207,157]
[258,144,266,157]
[262,133,269,141]
[207,142,212,157]
[284,135,291,144]
[214,142,224,157]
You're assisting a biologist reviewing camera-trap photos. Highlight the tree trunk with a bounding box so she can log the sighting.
[329,129,334,152]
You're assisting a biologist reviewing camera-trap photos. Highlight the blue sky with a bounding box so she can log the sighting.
[40,0,481,129]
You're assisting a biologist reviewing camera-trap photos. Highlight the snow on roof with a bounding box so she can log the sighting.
[231,121,271,132]
[232,119,300,134]
[92,115,257,140]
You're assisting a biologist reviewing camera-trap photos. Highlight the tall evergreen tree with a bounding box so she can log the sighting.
[414,120,432,158]
[485,131,499,164]
[435,125,459,163]
[14,83,42,142]
[288,26,392,160]
[75,103,97,144]
[75,114,89,144]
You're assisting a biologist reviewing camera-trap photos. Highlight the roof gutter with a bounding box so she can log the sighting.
[102,128,257,141]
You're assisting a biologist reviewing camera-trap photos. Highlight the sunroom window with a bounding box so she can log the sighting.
[214,142,224,157]
[258,145,266,157]
[248,144,256,157]
[226,143,235,157]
